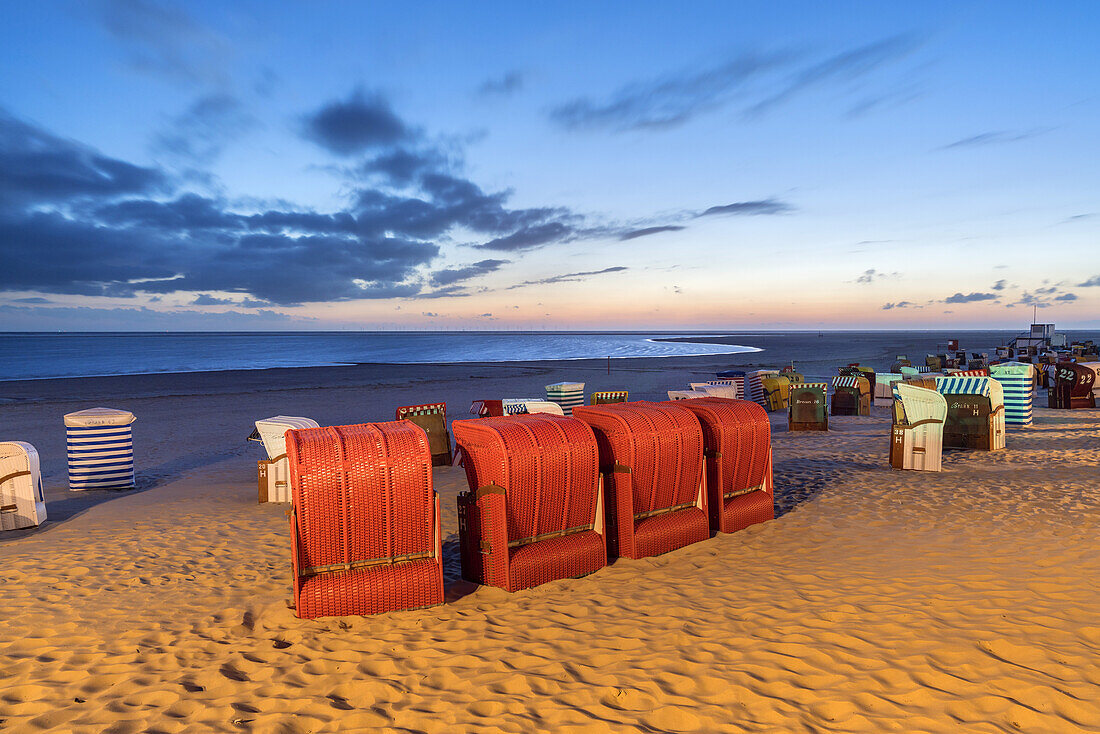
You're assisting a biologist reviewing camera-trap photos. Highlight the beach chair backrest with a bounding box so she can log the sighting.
[669,396,771,499]
[895,383,947,425]
[789,382,827,424]
[697,384,740,399]
[590,391,629,405]
[452,414,600,546]
[253,416,321,460]
[0,441,46,531]
[395,403,451,466]
[287,422,436,576]
[572,402,703,518]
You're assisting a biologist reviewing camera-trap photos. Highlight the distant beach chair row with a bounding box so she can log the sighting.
[284,398,774,619]
[2,407,137,532]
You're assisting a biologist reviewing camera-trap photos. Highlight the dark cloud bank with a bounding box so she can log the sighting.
[0,88,791,306]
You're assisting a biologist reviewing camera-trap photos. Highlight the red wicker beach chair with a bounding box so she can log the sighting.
[660,398,773,534]
[452,414,606,591]
[571,402,708,560]
[286,422,443,619]
[395,402,452,466]
[470,400,504,417]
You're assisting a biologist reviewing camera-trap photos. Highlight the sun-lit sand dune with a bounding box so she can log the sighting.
[2,364,1098,733]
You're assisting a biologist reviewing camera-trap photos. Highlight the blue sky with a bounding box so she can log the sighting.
[1,0,1097,330]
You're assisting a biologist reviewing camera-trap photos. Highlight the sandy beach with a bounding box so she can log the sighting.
[2,355,1099,733]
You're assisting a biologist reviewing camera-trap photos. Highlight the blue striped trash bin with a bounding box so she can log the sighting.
[64,408,136,490]
[989,362,1034,426]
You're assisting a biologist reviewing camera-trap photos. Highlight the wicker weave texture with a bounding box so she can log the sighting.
[661,398,774,534]
[286,421,443,618]
[451,414,605,592]
[572,402,708,559]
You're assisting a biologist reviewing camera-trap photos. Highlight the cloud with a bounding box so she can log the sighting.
[153,93,257,163]
[430,259,509,286]
[697,198,792,217]
[857,269,877,284]
[1055,293,1077,301]
[358,148,450,186]
[881,301,916,310]
[477,72,524,97]
[10,296,52,304]
[91,0,231,86]
[1061,213,1095,223]
[0,110,169,209]
[549,35,919,132]
[938,128,1052,150]
[618,225,685,241]
[943,292,998,303]
[421,311,439,317]
[991,279,1007,291]
[301,88,415,155]
[1078,275,1100,287]
[474,221,575,251]
[191,293,233,305]
[507,266,628,289]
[0,303,305,330]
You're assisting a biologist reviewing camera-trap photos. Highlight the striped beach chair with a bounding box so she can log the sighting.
[64,408,136,490]
[789,382,828,431]
[590,391,629,405]
[890,384,947,471]
[989,362,1035,426]
[745,370,778,407]
[935,376,1006,451]
[713,372,746,399]
[952,368,991,377]
[831,375,871,416]
[503,399,564,416]
[545,382,585,416]
[250,416,321,503]
[0,442,46,531]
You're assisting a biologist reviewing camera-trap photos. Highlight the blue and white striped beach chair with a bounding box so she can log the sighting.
[64,408,136,490]
[989,362,1035,427]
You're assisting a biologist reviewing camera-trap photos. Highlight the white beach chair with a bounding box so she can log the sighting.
[249,416,320,503]
[0,442,46,531]
[503,399,565,416]
[696,384,740,399]
[890,384,947,472]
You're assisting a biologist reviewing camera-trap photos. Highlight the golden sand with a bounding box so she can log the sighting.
[2,400,1098,732]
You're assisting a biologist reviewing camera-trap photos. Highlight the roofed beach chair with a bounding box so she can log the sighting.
[470,399,504,417]
[760,375,791,412]
[662,397,773,534]
[395,403,452,466]
[713,372,746,399]
[1048,363,1097,409]
[64,408,136,491]
[831,375,871,416]
[285,422,443,618]
[250,415,320,503]
[890,384,947,471]
[503,399,565,416]
[0,442,46,531]
[874,373,905,401]
[697,383,741,399]
[789,382,829,431]
[572,402,709,559]
[989,362,1035,426]
[745,370,779,407]
[952,368,990,377]
[926,355,942,371]
[545,382,585,416]
[899,366,918,378]
[935,376,1006,451]
[452,414,606,591]
[591,390,629,405]
[666,390,698,400]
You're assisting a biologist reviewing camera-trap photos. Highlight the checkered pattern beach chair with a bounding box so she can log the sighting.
[395,403,452,466]
[935,376,1006,451]
[572,402,708,560]
[590,391,629,405]
[0,442,46,531]
[452,414,606,591]
[286,422,443,618]
[890,384,947,471]
[831,375,871,416]
[661,398,773,534]
[788,382,828,431]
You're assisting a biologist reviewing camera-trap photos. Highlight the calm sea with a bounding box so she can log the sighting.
[1,330,1095,382]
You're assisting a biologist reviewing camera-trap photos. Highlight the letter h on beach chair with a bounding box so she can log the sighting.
[661,397,774,534]
[452,414,607,591]
[395,402,452,466]
[285,422,444,618]
[890,383,947,471]
[572,402,709,559]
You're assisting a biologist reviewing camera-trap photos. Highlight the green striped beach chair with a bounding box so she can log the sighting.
[545,382,585,416]
[989,362,1034,426]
